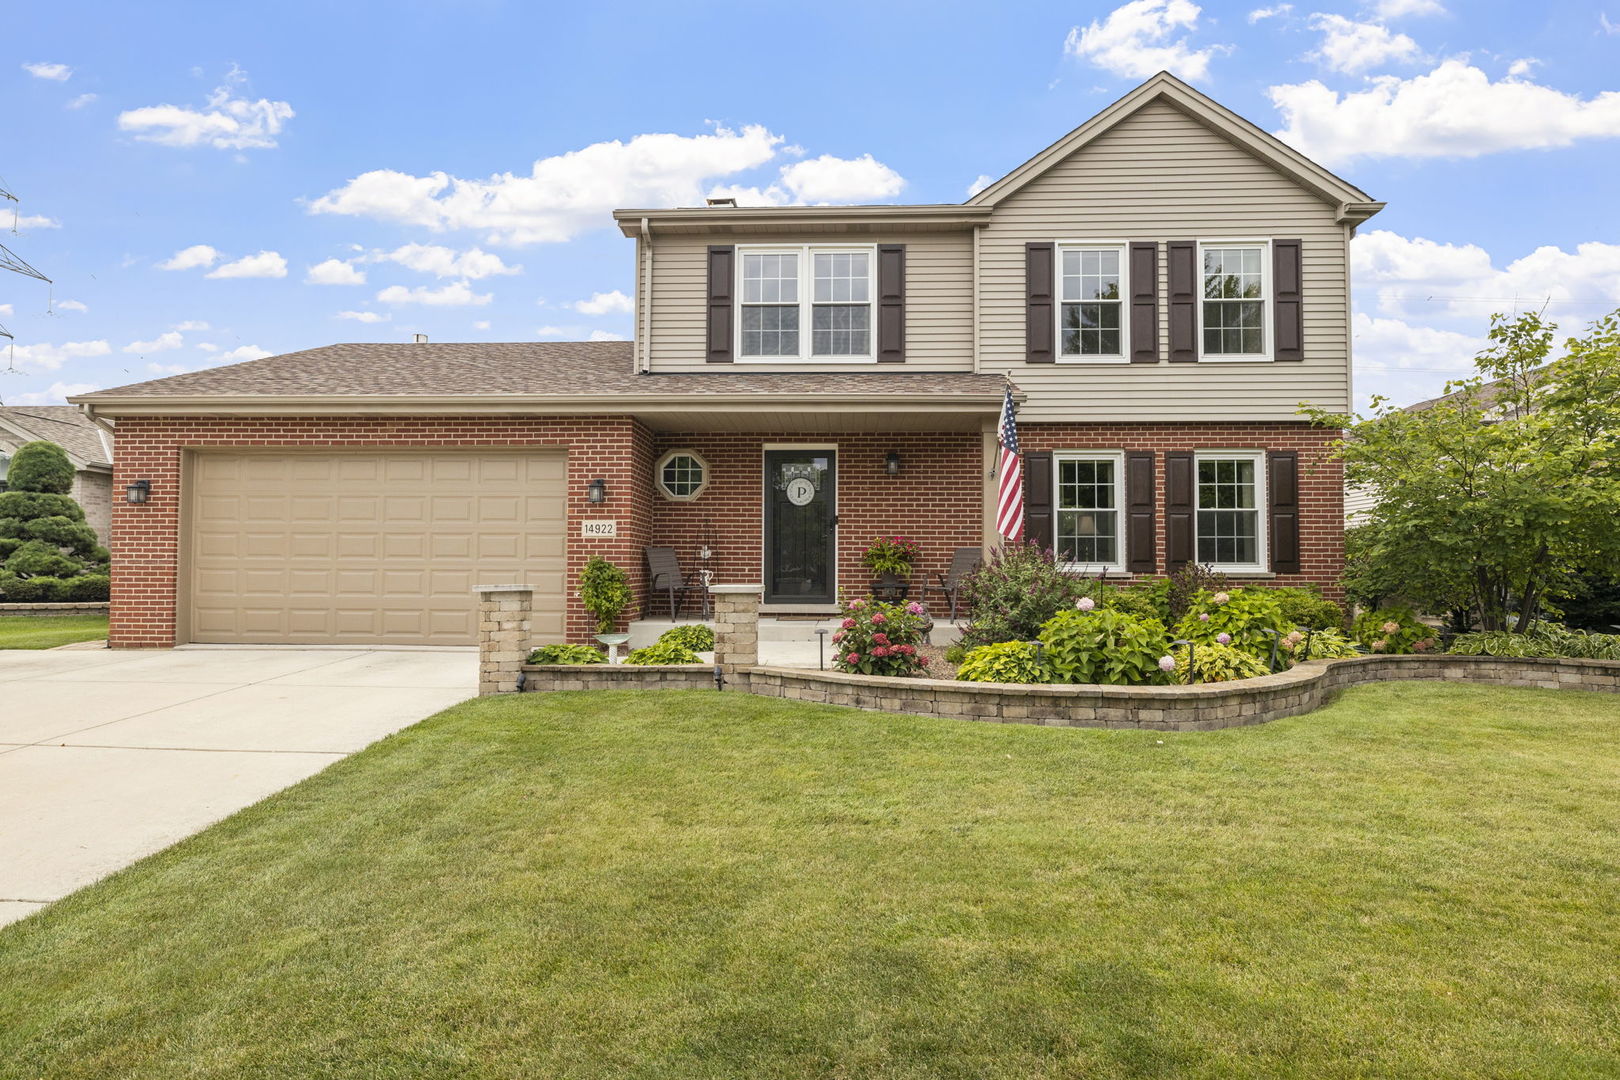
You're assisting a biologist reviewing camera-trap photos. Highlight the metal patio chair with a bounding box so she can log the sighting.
[925,547,983,622]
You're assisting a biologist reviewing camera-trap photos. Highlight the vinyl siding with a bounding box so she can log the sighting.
[644,231,974,372]
[979,99,1352,422]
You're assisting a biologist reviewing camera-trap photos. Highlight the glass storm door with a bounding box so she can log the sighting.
[764,450,836,604]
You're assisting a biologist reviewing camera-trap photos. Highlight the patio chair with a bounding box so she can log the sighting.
[645,546,704,621]
[925,547,982,622]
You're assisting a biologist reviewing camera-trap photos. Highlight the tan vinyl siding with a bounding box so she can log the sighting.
[645,231,974,372]
[979,99,1352,421]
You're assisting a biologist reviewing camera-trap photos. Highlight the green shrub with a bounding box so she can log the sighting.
[1170,641,1271,684]
[624,641,702,665]
[1270,586,1345,631]
[1165,563,1228,622]
[5,441,74,494]
[5,539,81,579]
[833,597,930,677]
[63,573,109,602]
[1172,588,1292,658]
[1352,608,1436,654]
[1450,623,1620,661]
[1072,579,1165,622]
[955,640,1049,684]
[1039,606,1171,685]
[657,623,715,652]
[1282,628,1361,661]
[23,515,100,556]
[527,643,606,665]
[0,491,84,523]
[579,556,632,634]
[0,574,69,602]
[951,544,1084,660]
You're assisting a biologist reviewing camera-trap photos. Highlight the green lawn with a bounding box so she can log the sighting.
[0,614,108,650]
[3,685,1619,1079]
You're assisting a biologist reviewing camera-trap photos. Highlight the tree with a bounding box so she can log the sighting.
[1305,310,1620,632]
[0,441,110,602]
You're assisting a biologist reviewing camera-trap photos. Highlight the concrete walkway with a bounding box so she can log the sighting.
[0,647,476,927]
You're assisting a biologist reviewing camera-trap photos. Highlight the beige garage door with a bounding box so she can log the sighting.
[187,450,566,646]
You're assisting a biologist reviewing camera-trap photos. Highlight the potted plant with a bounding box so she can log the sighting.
[863,535,920,598]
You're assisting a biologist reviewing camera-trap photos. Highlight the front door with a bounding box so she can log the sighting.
[764,449,836,604]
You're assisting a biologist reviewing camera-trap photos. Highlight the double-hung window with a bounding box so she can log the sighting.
[1055,452,1124,571]
[1195,451,1266,571]
[1200,242,1268,360]
[739,246,873,360]
[1058,245,1126,361]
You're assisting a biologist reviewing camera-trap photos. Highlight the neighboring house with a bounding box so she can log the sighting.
[72,72,1381,649]
[0,405,115,543]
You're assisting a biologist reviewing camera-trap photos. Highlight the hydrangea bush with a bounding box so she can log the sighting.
[1172,589,1292,657]
[1039,605,1172,685]
[832,598,931,677]
[1352,608,1435,654]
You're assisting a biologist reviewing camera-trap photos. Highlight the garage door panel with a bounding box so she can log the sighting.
[189,450,566,645]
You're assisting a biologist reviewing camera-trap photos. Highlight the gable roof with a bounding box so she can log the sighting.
[0,405,112,469]
[966,72,1382,224]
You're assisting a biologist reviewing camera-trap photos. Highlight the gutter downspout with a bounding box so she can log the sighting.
[639,217,653,374]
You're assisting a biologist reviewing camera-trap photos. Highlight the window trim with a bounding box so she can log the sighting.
[1052,449,1127,573]
[1053,240,1130,364]
[734,243,879,363]
[1196,238,1273,364]
[1193,449,1268,573]
[655,448,710,502]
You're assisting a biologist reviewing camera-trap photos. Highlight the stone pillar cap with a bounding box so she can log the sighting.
[473,584,534,594]
[708,584,763,594]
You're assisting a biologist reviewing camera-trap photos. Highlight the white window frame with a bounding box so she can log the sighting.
[1193,449,1268,573]
[1053,450,1127,573]
[1055,242,1130,364]
[655,449,709,502]
[735,244,878,363]
[1197,239,1272,363]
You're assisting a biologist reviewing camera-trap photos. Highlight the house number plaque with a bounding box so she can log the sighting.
[580,519,618,538]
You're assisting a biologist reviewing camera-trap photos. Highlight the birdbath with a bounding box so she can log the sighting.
[596,633,632,664]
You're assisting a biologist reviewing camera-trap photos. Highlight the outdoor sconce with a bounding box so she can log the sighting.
[884,451,902,476]
[125,479,152,505]
[586,478,607,504]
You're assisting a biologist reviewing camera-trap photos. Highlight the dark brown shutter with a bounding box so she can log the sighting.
[1128,242,1159,364]
[1023,451,1054,550]
[705,245,734,363]
[876,244,906,363]
[1025,243,1055,364]
[1167,240,1197,364]
[1273,239,1303,363]
[1165,451,1194,570]
[1268,450,1301,573]
[1125,451,1156,574]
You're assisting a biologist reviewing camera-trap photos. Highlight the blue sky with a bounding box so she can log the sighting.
[4,0,1617,411]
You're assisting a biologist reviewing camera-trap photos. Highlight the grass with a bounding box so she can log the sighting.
[0,614,108,650]
[3,684,1619,1079]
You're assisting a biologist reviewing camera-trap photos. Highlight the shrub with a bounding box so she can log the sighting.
[1446,631,1538,658]
[1352,608,1435,654]
[955,640,1049,684]
[1165,563,1228,622]
[624,641,702,665]
[1172,588,1292,659]
[833,597,930,677]
[1270,586,1345,631]
[1100,585,1165,623]
[952,544,1084,659]
[0,574,68,602]
[5,539,81,579]
[63,573,109,602]
[657,623,715,652]
[579,556,632,634]
[5,441,74,494]
[1451,623,1620,661]
[1281,628,1361,661]
[23,514,100,556]
[0,467,108,596]
[1039,606,1171,685]
[863,535,920,578]
[1170,641,1271,684]
[0,491,83,523]
[527,643,607,665]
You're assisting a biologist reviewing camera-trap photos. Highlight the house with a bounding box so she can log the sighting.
[72,72,1381,650]
[0,405,115,543]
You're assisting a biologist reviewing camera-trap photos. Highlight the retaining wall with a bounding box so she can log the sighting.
[0,602,110,617]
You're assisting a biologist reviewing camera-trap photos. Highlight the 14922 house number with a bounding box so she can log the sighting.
[580,520,618,538]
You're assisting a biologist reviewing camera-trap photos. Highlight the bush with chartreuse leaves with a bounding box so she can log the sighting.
[624,641,703,665]
[955,640,1050,684]
[527,644,606,665]
[657,623,715,652]
[0,441,109,603]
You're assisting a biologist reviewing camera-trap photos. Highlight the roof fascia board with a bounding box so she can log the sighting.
[613,204,992,237]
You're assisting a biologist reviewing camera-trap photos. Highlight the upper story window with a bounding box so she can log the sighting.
[739,246,873,361]
[1200,243,1269,360]
[1195,451,1266,571]
[1058,246,1126,362]
[1055,452,1124,571]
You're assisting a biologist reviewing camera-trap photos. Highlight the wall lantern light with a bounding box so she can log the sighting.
[586,478,607,504]
[125,479,152,505]
[884,451,902,476]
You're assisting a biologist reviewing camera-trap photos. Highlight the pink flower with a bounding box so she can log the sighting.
[831,631,844,643]
[872,632,890,645]
[1158,655,1177,672]
[846,652,860,664]
[1382,621,1400,635]
[906,601,925,615]
[1198,613,1210,623]
[1285,631,1303,644]
[1371,640,1386,652]
[841,618,856,629]
[1076,597,1096,611]
[1213,592,1230,605]
[1414,639,1432,652]
[1216,633,1231,645]
[897,645,915,655]
[849,599,865,610]
[871,612,887,624]
[871,647,889,658]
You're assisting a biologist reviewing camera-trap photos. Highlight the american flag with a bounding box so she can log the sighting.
[995,386,1023,543]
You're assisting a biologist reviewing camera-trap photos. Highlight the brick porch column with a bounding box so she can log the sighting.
[476,584,533,696]
[710,584,762,672]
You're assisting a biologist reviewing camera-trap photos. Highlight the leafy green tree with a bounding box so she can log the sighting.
[1305,310,1620,632]
[0,441,111,602]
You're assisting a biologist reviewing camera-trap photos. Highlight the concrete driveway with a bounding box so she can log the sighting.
[0,647,476,927]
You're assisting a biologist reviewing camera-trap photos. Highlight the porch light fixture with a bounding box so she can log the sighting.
[586,478,607,504]
[125,479,152,505]
[884,451,902,476]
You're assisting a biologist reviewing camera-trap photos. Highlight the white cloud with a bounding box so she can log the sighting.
[1602,12,1620,34]
[123,331,185,354]
[1374,0,1444,15]
[1270,60,1620,164]
[588,329,626,341]
[1308,14,1421,74]
[10,381,99,405]
[56,299,88,313]
[218,345,273,362]
[778,154,904,202]
[308,124,785,245]
[536,325,568,338]
[0,304,12,316]
[158,244,218,270]
[966,174,995,197]
[1064,0,1228,81]
[1353,229,1620,319]
[368,243,520,279]
[375,281,492,306]
[146,362,194,375]
[66,93,97,110]
[570,289,633,316]
[7,339,110,372]
[22,62,71,81]
[118,67,293,150]
[13,214,60,230]
[205,250,288,279]
[196,343,219,351]
[1354,312,1483,374]
[472,320,491,330]
[1248,3,1292,21]
[336,310,390,323]
[174,320,210,331]
[306,258,367,285]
